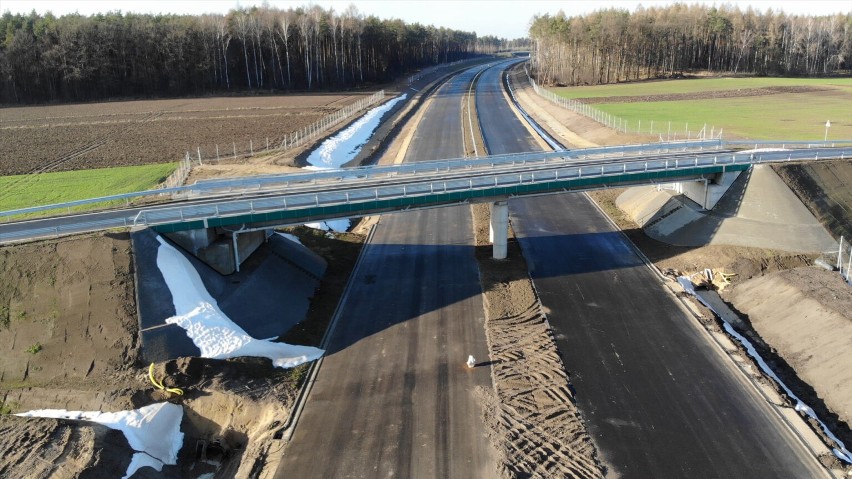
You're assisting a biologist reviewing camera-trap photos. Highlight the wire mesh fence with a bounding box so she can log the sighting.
[179,90,386,169]
[159,156,192,191]
[834,236,852,284]
[523,64,722,141]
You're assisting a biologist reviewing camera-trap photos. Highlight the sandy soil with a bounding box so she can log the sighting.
[463,83,603,478]
[471,204,604,479]
[724,267,852,429]
[185,162,304,184]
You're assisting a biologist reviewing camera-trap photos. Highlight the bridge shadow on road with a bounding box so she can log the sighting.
[314,226,694,357]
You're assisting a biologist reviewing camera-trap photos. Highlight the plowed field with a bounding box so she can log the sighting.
[0,93,367,176]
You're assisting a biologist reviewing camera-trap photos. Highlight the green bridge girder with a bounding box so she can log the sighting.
[153,163,749,234]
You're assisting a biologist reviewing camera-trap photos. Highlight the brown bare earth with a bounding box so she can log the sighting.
[471,204,604,479]
[0,94,369,176]
[725,267,852,428]
[576,85,829,104]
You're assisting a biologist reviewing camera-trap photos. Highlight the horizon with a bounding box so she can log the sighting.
[2,0,850,39]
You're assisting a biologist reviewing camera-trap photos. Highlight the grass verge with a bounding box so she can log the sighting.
[0,163,177,214]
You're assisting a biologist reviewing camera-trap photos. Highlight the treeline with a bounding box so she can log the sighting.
[0,5,508,104]
[529,4,852,86]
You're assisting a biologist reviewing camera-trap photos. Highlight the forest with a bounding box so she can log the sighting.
[0,5,512,104]
[529,4,852,86]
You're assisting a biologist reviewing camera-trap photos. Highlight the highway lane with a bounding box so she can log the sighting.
[276,65,497,477]
[475,61,827,477]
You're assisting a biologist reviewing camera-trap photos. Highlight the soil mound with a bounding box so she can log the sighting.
[724,267,852,428]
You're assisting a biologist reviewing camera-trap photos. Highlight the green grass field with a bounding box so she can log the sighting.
[551,77,852,99]
[550,77,852,140]
[0,163,178,214]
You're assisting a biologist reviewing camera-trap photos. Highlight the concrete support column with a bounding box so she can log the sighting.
[678,171,742,210]
[490,200,509,260]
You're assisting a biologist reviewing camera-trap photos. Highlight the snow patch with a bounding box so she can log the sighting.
[156,236,324,368]
[125,452,165,479]
[17,402,184,477]
[306,94,407,169]
[738,148,790,154]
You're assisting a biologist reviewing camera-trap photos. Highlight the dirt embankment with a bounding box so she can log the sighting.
[725,267,852,427]
[773,160,852,242]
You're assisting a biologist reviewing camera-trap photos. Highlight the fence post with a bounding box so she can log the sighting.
[233,142,236,159]
[847,248,851,282]
[216,144,220,161]
[197,147,202,165]
[267,137,269,152]
[250,139,254,156]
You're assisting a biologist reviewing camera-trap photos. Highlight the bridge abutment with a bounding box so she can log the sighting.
[489,200,509,259]
[164,227,271,274]
[666,171,741,210]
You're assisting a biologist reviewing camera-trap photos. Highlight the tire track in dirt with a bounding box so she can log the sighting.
[471,203,604,479]
[464,72,604,477]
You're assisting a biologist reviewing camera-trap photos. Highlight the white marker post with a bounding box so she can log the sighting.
[825,120,831,142]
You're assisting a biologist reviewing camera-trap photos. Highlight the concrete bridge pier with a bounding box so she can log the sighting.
[489,200,509,260]
[164,226,271,274]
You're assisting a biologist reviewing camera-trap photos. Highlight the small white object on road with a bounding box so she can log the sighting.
[467,355,476,368]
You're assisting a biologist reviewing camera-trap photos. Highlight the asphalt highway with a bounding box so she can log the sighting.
[275,65,497,478]
[475,61,826,477]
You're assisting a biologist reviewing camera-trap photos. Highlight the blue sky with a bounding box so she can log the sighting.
[3,1,850,39]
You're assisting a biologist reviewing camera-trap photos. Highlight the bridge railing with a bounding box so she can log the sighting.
[2,142,849,223]
[2,146,850,243]
[0,140,722,220]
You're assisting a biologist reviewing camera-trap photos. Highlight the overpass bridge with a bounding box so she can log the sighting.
[1,140,850,269]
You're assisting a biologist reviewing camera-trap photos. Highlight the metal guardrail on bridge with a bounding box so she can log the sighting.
[1,145,850,243]
[2,139,724,220]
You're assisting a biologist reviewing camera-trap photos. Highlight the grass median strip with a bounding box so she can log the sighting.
[0,163,177,214]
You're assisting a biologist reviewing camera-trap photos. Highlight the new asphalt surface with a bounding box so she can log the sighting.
[475,62,826,477]
[276,65,498,478]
